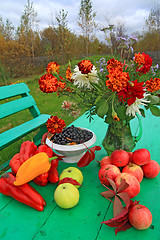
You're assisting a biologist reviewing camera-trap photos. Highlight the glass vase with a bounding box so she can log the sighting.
[102,117,142,156]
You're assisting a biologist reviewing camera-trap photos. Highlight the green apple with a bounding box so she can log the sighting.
[59,167,83,188]
[54,183,79,209]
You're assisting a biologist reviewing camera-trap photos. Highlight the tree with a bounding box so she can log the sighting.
[0,17,14,41]
[101,19,127,55]
[55,9,71,64]
[40,26,57,56]
[77,0,97,56]
[145,2,160,34]
[4,19,14,41]
[0,17,4,35]
[16,0,40,57]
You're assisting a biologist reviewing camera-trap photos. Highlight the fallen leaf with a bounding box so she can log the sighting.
[117,192,130,209]
[58,177,82,186]
[101,200,139,235]
[113,195,123,217]
[77,145,101,167]
[115,220,132,235]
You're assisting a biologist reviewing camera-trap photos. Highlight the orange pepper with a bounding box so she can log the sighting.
[14,152,57,186]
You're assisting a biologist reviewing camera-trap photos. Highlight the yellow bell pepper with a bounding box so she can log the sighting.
[14,152,57,186]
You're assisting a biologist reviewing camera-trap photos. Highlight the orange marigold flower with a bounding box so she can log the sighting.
[106,69,130,92]
[134,52,145,66]
[66,66,73,82]
[145,78,160,92]
[38,74,58,93]
[46,61,60,74]
[134,52,152,75]
[46,116,66,134]
[58,81,66,89]
[107,58,123,73]
[78,60,93,74]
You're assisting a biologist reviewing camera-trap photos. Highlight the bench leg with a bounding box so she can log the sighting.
[33,125,48,146]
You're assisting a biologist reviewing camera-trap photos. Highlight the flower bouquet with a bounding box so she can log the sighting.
[38,52,160,155]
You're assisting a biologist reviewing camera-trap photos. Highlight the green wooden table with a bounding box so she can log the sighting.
[0,111,160,240]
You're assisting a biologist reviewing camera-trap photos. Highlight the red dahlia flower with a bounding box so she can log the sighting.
[118,80,145,106]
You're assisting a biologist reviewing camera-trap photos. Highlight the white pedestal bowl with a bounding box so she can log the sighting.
[45,128,96,163]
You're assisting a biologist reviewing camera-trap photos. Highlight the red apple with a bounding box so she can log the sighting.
[98,164,121,186]
[129,204,152,230]
[122,163,144,183]
[100,156,112,168]
[128,152,133,163]
[132,148,151,166]
[142,160,160,178]
[115,173,140,198]
[110,149,129,167]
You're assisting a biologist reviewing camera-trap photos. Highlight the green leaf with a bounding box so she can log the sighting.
[149,95,159,105]
[116,105,126,120]
[139,108,145,117]
[149,105,160,116]
[105,114,113,124]
[95,95,102,104]
[96,99,109,118]
[90,82,104,92]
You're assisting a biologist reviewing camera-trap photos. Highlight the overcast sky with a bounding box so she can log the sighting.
[0,0,155,41]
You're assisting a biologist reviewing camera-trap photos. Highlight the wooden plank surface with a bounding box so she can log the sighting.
[0,95,36,119]
[0,114,50,149]
[0,83,30,100]
[0,111,160,240]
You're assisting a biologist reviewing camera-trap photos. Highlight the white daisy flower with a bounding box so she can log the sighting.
[126,93,150,117]
[71,65,99,88]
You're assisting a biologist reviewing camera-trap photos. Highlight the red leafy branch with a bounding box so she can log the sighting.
[100,178,140,235]
[102,200,140,235]
[101,178,130,217]
[77,146,101,167]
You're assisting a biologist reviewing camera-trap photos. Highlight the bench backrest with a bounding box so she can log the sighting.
[0,83,41,120]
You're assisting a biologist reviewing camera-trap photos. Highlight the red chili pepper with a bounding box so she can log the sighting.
[36,144,53,158]
[48,159,59,183]
[9,153,21,175]
[19,141,37,164]
[0,172,46,211]
[32,145,54,186]
[33,172,49,186]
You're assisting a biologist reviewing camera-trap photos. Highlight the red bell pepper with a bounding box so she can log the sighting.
[19,141,37,164]
[36,144,53,158]
[9,153,21,175]
[9,141,60,186]
[48,159,59,183]
[0,172,46,211]
[33,172,49,186]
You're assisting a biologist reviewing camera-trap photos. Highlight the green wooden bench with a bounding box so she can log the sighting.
[0,83,50,170]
